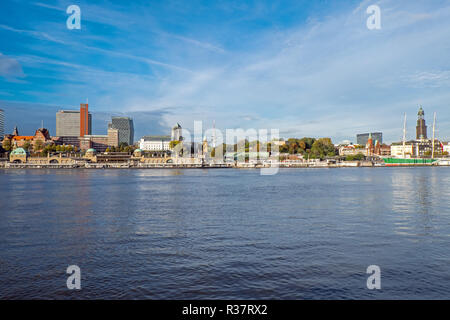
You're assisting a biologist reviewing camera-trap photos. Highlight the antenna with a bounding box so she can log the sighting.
[41,120,44,129]
[432,112,436,158]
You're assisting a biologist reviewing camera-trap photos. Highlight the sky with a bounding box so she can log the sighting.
[1,0,450,143]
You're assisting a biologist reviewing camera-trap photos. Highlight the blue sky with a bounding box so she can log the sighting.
[1,0,450,143]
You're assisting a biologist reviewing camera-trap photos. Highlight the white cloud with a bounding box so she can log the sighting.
[0,53,25,79]
[7,0,450,143]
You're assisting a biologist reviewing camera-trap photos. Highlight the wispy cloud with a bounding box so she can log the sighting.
[0,53,25,80]
[2,0,450,143]
[0,24,67,44]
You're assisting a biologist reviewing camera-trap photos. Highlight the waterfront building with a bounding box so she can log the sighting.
[413,139,442,157]
[55,136,81,148]
[338,145,365,156]
[442,142,450,156]
[390,140,442,159]
[56,107,92,137]
[171,123,183,141]
[9,147,28,163]
[11,135,33,147]
[0,108,4,139]
[379,144,391,156]
[357,132,382,146]
[79,128,119,152]
[4,127,52,151]
[271,139,286,147]
[139,136,171,151]
[391,143,414,158]
[109,117,134,145]
[416,106,427,140]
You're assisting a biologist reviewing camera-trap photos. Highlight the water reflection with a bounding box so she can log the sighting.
[1,168,450,299]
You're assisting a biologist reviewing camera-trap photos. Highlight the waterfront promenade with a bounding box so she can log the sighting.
[1,159,450,169]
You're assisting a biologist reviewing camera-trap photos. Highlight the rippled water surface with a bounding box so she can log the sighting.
[1,168,450,299]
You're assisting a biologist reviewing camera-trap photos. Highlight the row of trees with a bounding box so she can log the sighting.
[105,142,136,153]
[279,137,336,159]
[40,144,79,156]
[209,137,337,159]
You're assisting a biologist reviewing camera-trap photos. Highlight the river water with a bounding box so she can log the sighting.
[0,167,449,299]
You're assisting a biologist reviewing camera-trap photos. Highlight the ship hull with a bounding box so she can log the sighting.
[382,158,436,166]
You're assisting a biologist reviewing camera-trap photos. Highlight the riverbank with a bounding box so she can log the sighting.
[2,161,450,169]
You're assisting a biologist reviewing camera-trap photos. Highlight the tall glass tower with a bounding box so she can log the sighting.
[110,117,134,145]
[0,109,4,139]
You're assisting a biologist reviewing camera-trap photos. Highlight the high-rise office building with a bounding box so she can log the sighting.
[356,132,383,146]
[416,106,427,140]
[80,103,90,137]
[110,117,134,145]
[56,106,91,137]
[0,109,4,139]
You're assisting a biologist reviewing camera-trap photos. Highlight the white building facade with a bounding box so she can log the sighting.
[391,144,414,158]
[443,142,450,154]
[139,136,171,151]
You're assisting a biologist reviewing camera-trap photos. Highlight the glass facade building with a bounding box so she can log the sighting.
[0,109,4,139]
[356,132,383,146]
[110,117,134,145]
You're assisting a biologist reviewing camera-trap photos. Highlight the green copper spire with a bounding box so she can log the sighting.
[418,106,424,116]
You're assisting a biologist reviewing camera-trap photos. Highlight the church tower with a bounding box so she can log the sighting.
[12,126,19,136]
[171,123,182,141]
[366,133,374,156]
[416,106,427,140]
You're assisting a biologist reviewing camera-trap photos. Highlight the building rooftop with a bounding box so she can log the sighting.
[141,135,171,141]
[12,136,33,141]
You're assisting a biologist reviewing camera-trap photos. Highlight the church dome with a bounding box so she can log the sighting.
[11,148,27,155]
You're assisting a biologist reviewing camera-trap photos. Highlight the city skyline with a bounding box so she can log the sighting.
[1,0,450,142]
[0,104,444,145]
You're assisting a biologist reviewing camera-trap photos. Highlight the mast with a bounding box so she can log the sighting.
[212,120,216,148]
[432,112,436,158]
[402,113,407,158]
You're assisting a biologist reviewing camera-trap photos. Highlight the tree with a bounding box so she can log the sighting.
[2,139,12,152]
[22,141,31,151]
[34,140,44,152]
[310,138,336,159]
[345,153,365,161]
[169,140,181,149]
